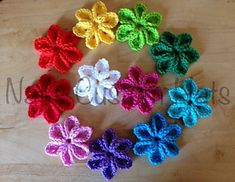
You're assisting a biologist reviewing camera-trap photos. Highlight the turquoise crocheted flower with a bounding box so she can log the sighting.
[149,32,200,76]
[133,113,182,166]
[167,79,212,128]
[116,3,162,51]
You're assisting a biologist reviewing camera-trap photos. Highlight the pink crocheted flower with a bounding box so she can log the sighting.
[115,66,162,114]
[45,116,92,166]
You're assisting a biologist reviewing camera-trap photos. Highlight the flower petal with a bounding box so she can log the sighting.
[118,8,136,24]
[73,77,92,97]
[59,147,74,167]
[133,141,154,156]
[43,103,61,124]
[143,12,162,27]
[150,113,167,136]
[92,1,107,19]
[143,26,159,45]
[99,12,119,28]
[71,144,89,160]
[128,66,143,84]
[149,43,173,60]
[102,162,117,180]
[34,37,53,53]
[45,142,61,156]
[116,24,135,42]
[28,100,42,118]
[95,58,110,79]
[134,3,147,19]
[142,73,159,89]
[25,85,42,101]
[49,123,65,142]
[38,54,53,69]
[87,154,108,170]
[121,95,138,111]
[161,141,179,157]
[104,87,117,100]
[182,47,200,64]
[75,8,92,22]
[72,126,92,143]
[160,32,176,47]
[53,96,74,111]
[73,22,93,38]
[63,116,80,134]
[89,86,104,106]
[138,95,154,114]
[60,47,83,63]
[85,31,100,49]
[148,146,165,165]
[114,154,132,169]
[78,65,95,78]
[59,31,79,47]
[168,88,188,103]
[133,123,154,140]
[129,30,145,51]
[111,138,132,153]
[38,74,55,91]
[175,33,192,51]
[50,79,71,96]
[147,87,163,101]
[194,103,212,118]
[47,24,62,44]
[182,108,198,128]
[156,54,175,75]
[194,88,212,103]
[54,54,71,73]
[102,129,116,149]
[101,70,121,87]
[90,139,106,153]
[115,79,135,95]
[181,78,198,98]
[167,103,187,119]
[97,26,115,44]
[158,124,182,141]
[173,56,189,76]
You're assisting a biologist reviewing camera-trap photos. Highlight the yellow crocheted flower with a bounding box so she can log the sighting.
[73,1,119,49]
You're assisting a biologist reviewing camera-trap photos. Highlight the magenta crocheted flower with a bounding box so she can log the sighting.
[45,116,92,166]
[115,66,162,114]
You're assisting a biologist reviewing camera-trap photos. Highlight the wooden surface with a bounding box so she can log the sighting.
[0,0,235,181]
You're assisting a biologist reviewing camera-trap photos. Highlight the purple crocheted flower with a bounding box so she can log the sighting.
[87,129,132,180]
[45,116,92,166]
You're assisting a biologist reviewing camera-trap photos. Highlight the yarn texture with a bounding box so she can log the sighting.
[149,32,200,76]
[116,3,162,51]
[73,1,119,49]
[45,116,92,166]
[167,78,212,128]
[34,24,83,73]
[25,74,74,123]
[115,66,162,114]
[87,129,132,180]
[133,113,182,165]
[74,58,121,106]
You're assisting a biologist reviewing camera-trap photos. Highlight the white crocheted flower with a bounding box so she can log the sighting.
[74,58,121,106]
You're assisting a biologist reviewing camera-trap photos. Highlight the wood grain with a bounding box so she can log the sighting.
[0,0,235,181]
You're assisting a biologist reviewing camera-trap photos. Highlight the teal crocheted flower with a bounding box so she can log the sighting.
[167,79,212,128]
[116,3,162,51]
[149,32,200,76]
[133,113,182,166]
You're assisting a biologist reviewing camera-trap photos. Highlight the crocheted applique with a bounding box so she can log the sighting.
[167,78,212,128]
[73,1,119,49]
[116,3,162,51]
[87,129,132,180]
[25,74,74,124]
[45,116,92,166]
[73,58,121,106]
[133,113,182,166]
[115,66,162,114]
[34,24,83,73]
[149,32,200,76]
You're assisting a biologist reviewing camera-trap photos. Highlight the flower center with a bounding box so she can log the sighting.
[188,100,193,105]
[53,45,61,52]
[43,94,51,101]
[66,138,72,144]
[106,151,114,159]
[136,86,144,93]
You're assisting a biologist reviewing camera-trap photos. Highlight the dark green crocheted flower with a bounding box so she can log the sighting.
[149,32,200,76]
[116,3,162,51]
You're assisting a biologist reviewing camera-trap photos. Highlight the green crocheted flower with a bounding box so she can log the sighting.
[149,32,200,76]
[116,3,162,51]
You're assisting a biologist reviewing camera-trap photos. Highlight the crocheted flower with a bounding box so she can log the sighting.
[87,129,132,180]
[133,113,182,165]
[115,66,162,114]
[45,116,92,166]
[25,74,74,124]
[149,32,200,76]
[116,3,162,51]
[73,1,119,49]
[167,78,212,128]
[34,25,83,73]
[73,58,121,106]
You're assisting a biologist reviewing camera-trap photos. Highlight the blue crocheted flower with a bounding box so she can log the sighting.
[167,78,212,128]
[133,113,182,166]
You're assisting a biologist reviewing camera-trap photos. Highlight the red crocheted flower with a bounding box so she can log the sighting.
[34,25,83,73]
[115,66,162,114]
[25,74,74,124]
